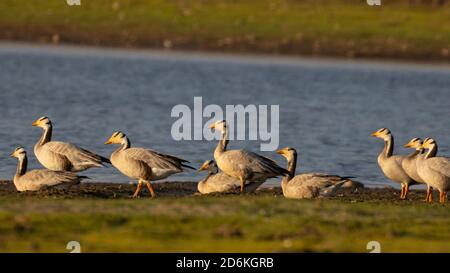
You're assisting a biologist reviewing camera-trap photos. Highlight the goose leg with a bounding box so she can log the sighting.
[403,184,410,200]
[399,184,405,199]
[144,180,156,198]
[425,186,433,203]
[439,191,447,204]
[239,177,246,193]
[132,180,143,198]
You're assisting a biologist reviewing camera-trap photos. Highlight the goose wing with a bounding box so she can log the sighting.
[123,148,193,171]
[203,172,240,193]
[287,174,347,198]
[427,157,450,177]
[222,150,288,177]
[44,141,110,166]
[22,169,82,188]
[289,173,351,188]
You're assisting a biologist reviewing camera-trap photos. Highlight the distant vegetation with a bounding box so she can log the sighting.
[0,0,450,61]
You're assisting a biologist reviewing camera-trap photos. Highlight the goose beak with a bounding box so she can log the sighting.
[404,142,412,148]
[32,120,40,126]
[104,139,113,145]
[276,149,284,155]
[370,131,378,137]
[9,152,15,157]
[208,123,215,129]
[198,164,208,172]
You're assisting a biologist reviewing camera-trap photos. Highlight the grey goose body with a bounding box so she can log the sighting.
[371,128,418,199]
[277,147,359,199]
[32,116,110,172]
[105,131,193,198]
[209,120,289,193]
[197,160,263,194]
[11,147,85,192]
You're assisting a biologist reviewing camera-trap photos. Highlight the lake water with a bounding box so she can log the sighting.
[0,43,449,188]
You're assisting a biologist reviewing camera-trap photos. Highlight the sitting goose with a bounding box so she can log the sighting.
[10,147,86,192]
[371,128,418,199]
[276,147,357,199]
[197,160,264,194]
[416,138,450,203]
[403,138,432,202]
[32,116,110,172]
[208,120,289,193]
[104,131,194,198]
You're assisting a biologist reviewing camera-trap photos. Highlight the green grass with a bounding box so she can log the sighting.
[1,194,450,252]
[0,0,450,60]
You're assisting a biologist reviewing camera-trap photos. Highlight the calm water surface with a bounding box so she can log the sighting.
[0,43,449,187]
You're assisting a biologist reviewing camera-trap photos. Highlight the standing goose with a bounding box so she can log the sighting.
[371,128,418,199]
[416,138,450,203]
[208,120,289,193]
[276,147,357,199]
[32,116,110,172]
[403,138,432,202]
[10,147,86,192]
[104,131,194,198]
[197,160,264,194]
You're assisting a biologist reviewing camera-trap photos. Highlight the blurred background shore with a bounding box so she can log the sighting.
[1,0,450,62]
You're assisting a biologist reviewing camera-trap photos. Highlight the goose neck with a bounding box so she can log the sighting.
[425,144,438,159]
[38,125,52,146]
[16,155,27,177]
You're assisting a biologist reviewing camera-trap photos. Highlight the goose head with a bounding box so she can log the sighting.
[371,127,391,141]
[208,120,227,133]
[198,160,218,174]
[404,137,423,150]
[104,131,127,145]
[10,147,26,159]
[276,147,297,160]
[32,116,52,129]
[422,137,437,149]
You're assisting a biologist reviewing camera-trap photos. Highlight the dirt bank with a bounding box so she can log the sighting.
[0,180,434,204]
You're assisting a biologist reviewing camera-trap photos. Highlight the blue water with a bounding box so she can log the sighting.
[1,43,449,187]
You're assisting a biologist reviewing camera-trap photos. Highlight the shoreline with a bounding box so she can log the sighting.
[2,41,450,73]
[0,180,434,204]
[2,39,450,67]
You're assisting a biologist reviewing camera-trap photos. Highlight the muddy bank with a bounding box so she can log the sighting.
[0,180,433,203]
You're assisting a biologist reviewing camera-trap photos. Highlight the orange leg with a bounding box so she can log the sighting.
[425,186,433,203]
[144,181,157,198]
[403,184,410,200]
[399,184,405,199]
[239,177,246,193]
[132,181,143,198]
[439,191,447,204]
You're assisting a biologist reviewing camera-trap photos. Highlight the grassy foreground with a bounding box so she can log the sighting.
[0,0,450,61]
[1,192,450,252]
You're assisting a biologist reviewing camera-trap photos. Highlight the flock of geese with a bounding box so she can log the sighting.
[371,128,450,203]
[8,117,450,203]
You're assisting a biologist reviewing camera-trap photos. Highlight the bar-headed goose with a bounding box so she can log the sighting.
[10,147,86,192]
[276,147,357,199]
[104,131,194,198]
[197,160,263,194]
[416,138,450,203]
[32,116,110,172]
[371,128,418,199]
[208,120,289,193]
[403,138,432,202]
